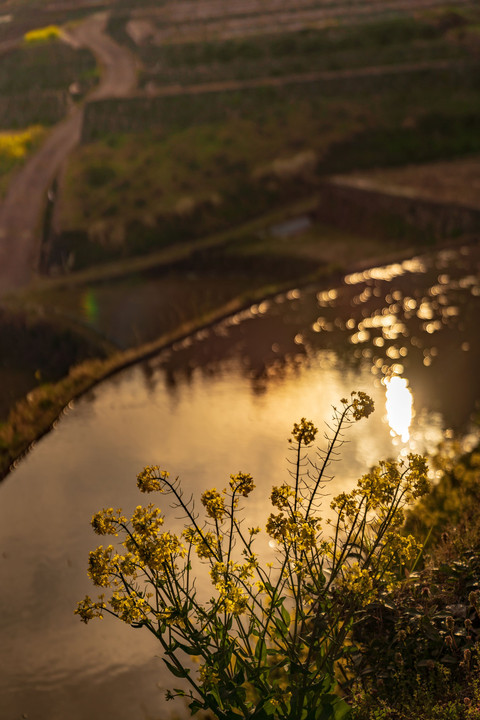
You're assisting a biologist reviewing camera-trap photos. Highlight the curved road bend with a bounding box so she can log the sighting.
[0,12,137,296]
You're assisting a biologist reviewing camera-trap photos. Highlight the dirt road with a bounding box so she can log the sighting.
[0,12,136,295]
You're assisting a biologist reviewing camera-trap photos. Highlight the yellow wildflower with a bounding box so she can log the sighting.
[291,418,318,445]
[91,507,126,536]
[110,590,149,624]
[136,466,168,493]
[201,489,226,519]
[339,562,376,604]
[131,504,164,538]
[350,391,375,421]
[330,492,358,521]
[87,545,118,587]
[229,471,255,497]
[75,594,106,623]
[199,663,220,687]
[129,531,184,571]
[182,528,218,559]
[271,483,296,509]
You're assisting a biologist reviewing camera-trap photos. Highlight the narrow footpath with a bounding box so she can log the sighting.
[0,12,137,295]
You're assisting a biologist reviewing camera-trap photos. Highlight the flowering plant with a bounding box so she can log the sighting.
[76,391,429,719]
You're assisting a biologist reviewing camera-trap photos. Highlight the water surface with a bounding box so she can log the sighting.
[1,242,479,720]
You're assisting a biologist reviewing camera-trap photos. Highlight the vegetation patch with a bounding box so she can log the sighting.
[0,38,97,129]
[23,24,61,43]
[57,58,480,272]
[0,125,45,195]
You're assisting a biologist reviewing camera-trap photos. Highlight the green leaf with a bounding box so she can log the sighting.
[254,639,267,663]
[280,605,290,628]
[332,698,351,720]
[163,659,190,678]
[188,699,204,715]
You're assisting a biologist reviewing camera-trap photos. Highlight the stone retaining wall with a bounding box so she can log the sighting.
[315,179,480,243]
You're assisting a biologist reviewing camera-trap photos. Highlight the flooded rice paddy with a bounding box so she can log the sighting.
[0,242,479,720]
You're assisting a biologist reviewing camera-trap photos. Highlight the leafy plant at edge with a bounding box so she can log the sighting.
[76,391,430,720]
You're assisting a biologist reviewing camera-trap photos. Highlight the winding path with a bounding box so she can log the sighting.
[0,12,137,296]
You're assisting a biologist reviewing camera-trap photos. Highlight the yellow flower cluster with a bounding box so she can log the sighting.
[266,511,321,552]
[339,562,375,604]
[199,663,220,688]
[330,492,358,521]
[88,545,118,587]
[404,453,430,500]
[75,594,106,623]
[238,553,259,580]
[291,418,318,445]
[383,531,422,567]
[201,488,226,519]
[24,25,60,43]
[229,471,255,497]
[348,391,375,421]
[125,530,184,572]
[158,605,185,628]
[136,465,168,493]
[110,590,149,624]
[331,453,429,521]
[271,483,296,510]
[0,126,44,162]
[210,561,250,615]
[182,528,218,559]
[131,504,164,538]
[91,507,126,536]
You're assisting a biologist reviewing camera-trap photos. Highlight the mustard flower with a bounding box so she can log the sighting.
[350,391,375,421]
[404,453,430,499]
[118,552,137,577]
[91,507,126,536]
[339,562,376,605]
[239,553,259,580]
[383,532,421,567]
[266,511,320,551]
[271,483,296,509]
[131,504,164,538]
[136,466,168,493]
[75,594,106,623]
[330,491,358,521]
[201,488,226,519]
[87,545,118,587]
[110,590,149,624]
[199,663,220,688]
[131,531,184,571]
[182,528,218,559]
[291,417,318,445]
[229,471,255,497]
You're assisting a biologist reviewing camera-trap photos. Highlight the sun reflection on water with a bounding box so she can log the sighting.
[385,376,413,443]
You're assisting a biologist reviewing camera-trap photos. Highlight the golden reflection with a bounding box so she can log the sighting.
[385,376,413,443]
